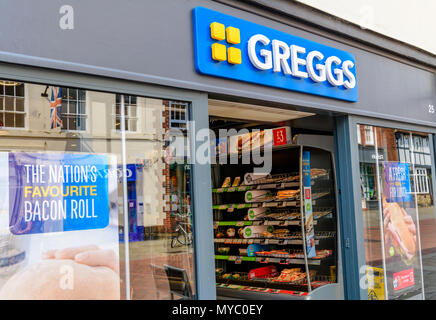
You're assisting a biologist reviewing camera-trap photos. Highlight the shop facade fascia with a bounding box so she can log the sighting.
[0,0,435,300]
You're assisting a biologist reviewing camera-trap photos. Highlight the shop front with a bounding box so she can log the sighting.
[0,0,434,300]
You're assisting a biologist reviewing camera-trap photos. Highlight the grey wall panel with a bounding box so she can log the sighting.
[0,0,435,126]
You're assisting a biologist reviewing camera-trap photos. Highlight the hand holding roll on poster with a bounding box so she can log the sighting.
[0,245,120,300]
[0,151,120,300]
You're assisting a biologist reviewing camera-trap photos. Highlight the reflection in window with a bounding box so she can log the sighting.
[358,125,435,300]
[60,87,87,131]
[169,101,188,130]
[115,94,138,132]
[0,80,25,128]
[0,79,196,301]
[364,125,374,145]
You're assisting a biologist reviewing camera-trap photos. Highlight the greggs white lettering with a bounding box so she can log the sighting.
[248,34,356,89]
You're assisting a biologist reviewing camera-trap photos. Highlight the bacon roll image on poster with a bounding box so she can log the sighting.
[382,197,417,264]
[0,151,120,300]
[380,162,423,297]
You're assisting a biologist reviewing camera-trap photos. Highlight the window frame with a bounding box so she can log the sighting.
[114,94,139,133]
[0,64,216,301]
[0,81,26,129]
[347,115,436,300]
[60,87,88,132]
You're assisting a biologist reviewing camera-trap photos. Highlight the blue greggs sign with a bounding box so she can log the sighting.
[193,7,358,102]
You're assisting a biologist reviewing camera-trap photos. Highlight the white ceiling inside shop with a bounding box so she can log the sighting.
[208,99,315,122]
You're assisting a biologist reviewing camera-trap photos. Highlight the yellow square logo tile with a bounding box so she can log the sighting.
[227,47,241,64]
[212,43,227,61]
[210,22,226,41]
[226,27,240,44]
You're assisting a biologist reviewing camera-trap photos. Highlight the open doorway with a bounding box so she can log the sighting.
[208,99,342,300]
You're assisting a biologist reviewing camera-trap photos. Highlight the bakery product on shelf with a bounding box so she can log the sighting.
[221,177,231,188]
[272,229,290,237]
[275,189,300,200]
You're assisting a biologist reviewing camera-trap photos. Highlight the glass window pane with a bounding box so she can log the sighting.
[5,97,14,111]
[16,98,24,112]
[4,112,14,127]
[69,102,77,115]
[78,90,86,101]
[15,84,24,97]
[15,113,24,128]
[77,116,86,131]
[0,84,3,95]
[69,89,77,100]
[0,97,4,110]
[77,101,86,115]
[129,120,137,132]
[130,106,137,117]
[4,85,14,96]
[61,87,68,100]
[60,102,68,115]
[68,117,76,130]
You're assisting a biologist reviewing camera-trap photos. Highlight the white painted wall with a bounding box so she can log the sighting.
[296,0,436,55]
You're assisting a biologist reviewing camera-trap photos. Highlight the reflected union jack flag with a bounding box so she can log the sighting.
[49,86,63,129]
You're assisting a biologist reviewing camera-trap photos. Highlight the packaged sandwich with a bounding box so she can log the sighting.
[232,176,241,187]
[221,177,231,188]
[276,189,300,200]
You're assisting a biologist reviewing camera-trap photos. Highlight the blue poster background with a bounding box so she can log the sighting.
[383,162,412,203]
[9,152,110,235]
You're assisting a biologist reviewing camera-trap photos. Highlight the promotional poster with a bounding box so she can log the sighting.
[0,151,120,300]
[381,161,422,299]
[302,151,316,258]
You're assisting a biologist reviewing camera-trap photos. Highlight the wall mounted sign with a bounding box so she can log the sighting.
[193,6,358,102]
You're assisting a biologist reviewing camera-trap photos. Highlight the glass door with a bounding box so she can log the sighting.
[356,124,435,300]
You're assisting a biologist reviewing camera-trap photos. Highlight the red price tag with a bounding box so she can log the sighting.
[273,128,287,146]
[305,188,311,200]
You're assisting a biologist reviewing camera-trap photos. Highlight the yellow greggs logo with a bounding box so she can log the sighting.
[210,22,241,64]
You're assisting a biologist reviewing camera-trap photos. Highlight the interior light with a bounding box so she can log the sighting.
[0,81,20,86]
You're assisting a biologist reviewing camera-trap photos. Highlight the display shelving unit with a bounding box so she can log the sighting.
[212,142,339,299]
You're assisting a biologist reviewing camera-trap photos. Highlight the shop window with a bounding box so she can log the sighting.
[60,87,87,131]
[0,80,25,128]
[115,94,138,132]
[357,125,435,300]
[0,79,196,301]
